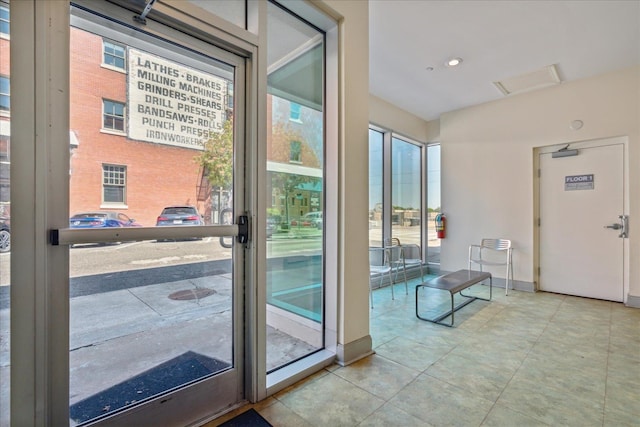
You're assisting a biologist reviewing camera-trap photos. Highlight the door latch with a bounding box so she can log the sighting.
[237,215,249,244]
[604,215,628,238]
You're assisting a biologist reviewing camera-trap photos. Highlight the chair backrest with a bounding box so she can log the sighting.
[383,238,403,263]
[369,247,385,266]
[384,237,401,246]
[481,238,511,251]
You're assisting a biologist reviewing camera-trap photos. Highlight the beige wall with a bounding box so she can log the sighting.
[438,65,640,302]
[369,95,432,142]
[318,0,372,355]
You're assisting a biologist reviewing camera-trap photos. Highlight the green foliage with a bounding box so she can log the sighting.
[196,119,233,190]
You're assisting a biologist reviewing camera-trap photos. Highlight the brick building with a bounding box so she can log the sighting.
[2,23,323,229]
[69,27,233,226]
[0,4,9,219]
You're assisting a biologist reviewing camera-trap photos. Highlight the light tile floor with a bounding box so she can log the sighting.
[209,278,640,426]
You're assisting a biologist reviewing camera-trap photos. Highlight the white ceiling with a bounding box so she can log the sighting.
[369,0,640,122]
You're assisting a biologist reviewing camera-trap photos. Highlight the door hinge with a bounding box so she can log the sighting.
[537,218,541,227]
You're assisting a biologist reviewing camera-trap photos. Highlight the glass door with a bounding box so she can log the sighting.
[265,2,325,373]
[60,5,247,425]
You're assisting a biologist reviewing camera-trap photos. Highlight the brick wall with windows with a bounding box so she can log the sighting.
[69,28,211,226]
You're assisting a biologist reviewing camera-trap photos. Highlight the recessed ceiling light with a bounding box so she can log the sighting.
[446,57,463,67]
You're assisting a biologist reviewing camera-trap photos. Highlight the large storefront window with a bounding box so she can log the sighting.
[391,137,422,250]
[368,129,383,247]
[368,129,437,282]
[266,2,324,372]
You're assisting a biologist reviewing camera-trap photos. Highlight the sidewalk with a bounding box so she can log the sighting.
[1,270,316,426]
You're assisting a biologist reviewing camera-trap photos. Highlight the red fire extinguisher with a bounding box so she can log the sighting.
[435,213,446,239]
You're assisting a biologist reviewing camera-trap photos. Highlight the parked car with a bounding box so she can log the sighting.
[291,211,323,229]
[69,211,141,228]
[0,217,10,253]
[156,206,203,226]
[266,216,280,238]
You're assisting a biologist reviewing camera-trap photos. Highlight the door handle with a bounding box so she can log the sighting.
[604,215,629,238]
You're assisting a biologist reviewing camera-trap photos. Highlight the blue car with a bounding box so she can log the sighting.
[69,211,141,228]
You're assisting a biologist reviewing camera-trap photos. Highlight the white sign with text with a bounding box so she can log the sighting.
[128,48,228,150]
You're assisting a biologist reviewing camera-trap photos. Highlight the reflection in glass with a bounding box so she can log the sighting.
[368,129,383,247]
[427,144,441,264]
[0,2,10,424]
[187,0,246,29]
[391,137,421,250]
[69,21,234,424]
[266,2,324,372]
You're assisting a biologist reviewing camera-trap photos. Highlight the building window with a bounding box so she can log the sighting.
[0,161,8,204]
[368,129,383,247]
[102,164,126,204]
[427,144,441,264]
[226,83,234,109]
[369,128,433,267]
[103,100,125,132]
[289,140,301,163]
[0,5,9,37]
[103,39,126,70]
[289,102,301,122]
[0,76,8,111]
[392,136,422,251]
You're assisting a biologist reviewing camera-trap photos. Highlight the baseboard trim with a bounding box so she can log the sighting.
[626,294,640,308]
[336,335,374,366]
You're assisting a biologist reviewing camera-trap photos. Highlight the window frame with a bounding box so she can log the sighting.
[101,163,127,205]
[289,102,302,122]
[102,38,127,71]
[289,140,302,163]
[0,75,9,111]
[0,4,9,38]
[369,125,434,272]
[102,98,126,133]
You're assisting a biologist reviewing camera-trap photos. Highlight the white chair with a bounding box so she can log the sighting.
[386,237,424,283]
[383,238,409,294]
[469,238,513,295]
[369,246,395,308]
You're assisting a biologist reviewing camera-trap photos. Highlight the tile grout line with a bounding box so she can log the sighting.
[601,301,613,427]
[478,294,566,426]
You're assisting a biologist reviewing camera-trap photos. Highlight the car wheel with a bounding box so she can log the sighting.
[0,229,10,253]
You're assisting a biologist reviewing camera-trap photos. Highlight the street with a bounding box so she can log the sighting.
[0,234,323,287]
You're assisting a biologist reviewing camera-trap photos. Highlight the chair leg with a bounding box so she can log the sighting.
[506,255,514,296]
[370,278,374,308]
[505,263,511,296]
[402,260,408,294]
[505,271,509,296]
[386,272,394,300]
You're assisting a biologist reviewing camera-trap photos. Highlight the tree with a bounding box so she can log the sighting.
[269,171,320,226]
[267,121,321,225]
[195,119,233,191]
